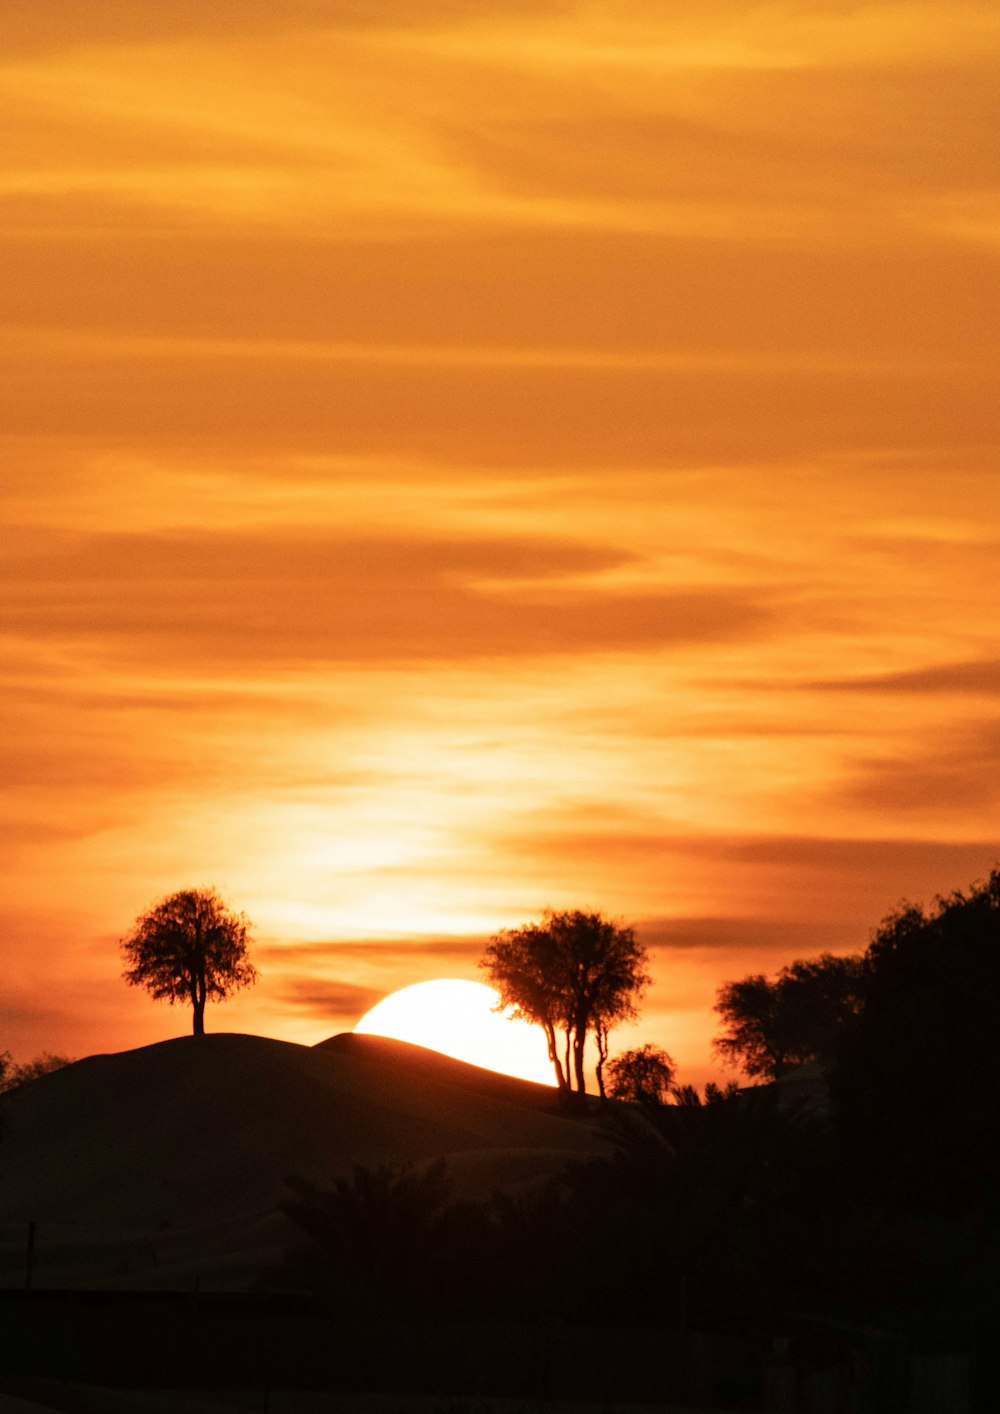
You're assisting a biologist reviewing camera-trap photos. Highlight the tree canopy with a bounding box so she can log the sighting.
[121,887,257,1035]
[711,868,1000,1210]
[606,1043,676,1106]
[713,952,865,1080]
[833,868,1000,1209]
[0,1051,73,1093]
[480,909,649,1095]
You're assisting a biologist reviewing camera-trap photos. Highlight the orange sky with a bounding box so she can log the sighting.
[2,1,999,1087]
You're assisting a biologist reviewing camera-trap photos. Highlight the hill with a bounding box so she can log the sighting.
[0,1032,602,1291]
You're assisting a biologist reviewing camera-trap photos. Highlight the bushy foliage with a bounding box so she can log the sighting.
[713,953,865,1080]
[121,887,256,1035]
[671,1080,742,1106]
[606,1043,676,1105]
[833,869,1000,1209]
[0,1051,73,1092]
[713,868,1000,1213]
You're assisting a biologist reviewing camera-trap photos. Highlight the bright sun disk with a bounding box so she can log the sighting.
[354,978,555,1086]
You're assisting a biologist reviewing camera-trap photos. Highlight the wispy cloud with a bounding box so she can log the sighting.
[272,977,384,1019]
[805,658,1000,697]
[1,525,774,666]
[842,723,1000,816]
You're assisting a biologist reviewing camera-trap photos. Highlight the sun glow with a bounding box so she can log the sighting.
[354,979,555,1086]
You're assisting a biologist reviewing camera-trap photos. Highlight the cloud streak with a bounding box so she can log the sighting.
[1,525,776,666]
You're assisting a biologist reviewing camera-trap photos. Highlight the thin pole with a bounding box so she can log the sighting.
[25,1220,36,1290]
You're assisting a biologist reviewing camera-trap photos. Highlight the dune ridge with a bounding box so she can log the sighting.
[0,1032,602,1290]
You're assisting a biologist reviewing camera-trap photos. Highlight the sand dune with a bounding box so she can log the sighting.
[0,1033,602,1290]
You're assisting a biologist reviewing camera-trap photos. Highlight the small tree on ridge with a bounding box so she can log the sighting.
[121,887,257,1036]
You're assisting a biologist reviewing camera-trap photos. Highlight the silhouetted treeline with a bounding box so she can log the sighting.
[618,865,1000,1228]
[0,1050,72,1093]
[833,870,1000,1211]
[714,866,1000,1213]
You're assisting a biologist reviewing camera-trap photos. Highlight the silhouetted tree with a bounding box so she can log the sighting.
[480,917,568,1088]
[703,1079,741,1104]
[593,1019,612,1098]
[606,1043,676,1105]
[0,1052,73,1092]
[121,887,256,1035]
[713,953,864,1080]
[834,869,1000,1210]
[481,910,649,1094]
[669,1079,741,1106]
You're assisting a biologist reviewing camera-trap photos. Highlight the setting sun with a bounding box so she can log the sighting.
[354,979,555,1086]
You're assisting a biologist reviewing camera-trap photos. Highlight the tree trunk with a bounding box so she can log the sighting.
[573,1029,587,1096]
[595,1024,609,1101]
[192,969,206,1035]
[543,1023,567,1090]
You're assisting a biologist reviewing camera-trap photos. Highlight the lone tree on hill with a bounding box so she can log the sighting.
[121,887,257,1036]
[606,1043,676,1106]
[480,909,650,1095]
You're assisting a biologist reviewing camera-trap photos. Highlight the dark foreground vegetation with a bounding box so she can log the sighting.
[0,1051,72,1094]
[266,1093,997,1408]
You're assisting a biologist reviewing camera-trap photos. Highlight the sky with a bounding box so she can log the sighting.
[2,0,998,1087]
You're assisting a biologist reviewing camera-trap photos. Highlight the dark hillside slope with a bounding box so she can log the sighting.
[0,1033,601,1289]
[316,1030,565,1111]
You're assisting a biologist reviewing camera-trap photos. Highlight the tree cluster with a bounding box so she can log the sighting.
[605,1045,740,1107]
[833,870,1000,1209]
[713,867,1000,1211]
[480,909,650,1096]
[0,1050,73,1094]
[713,953,865,1080]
